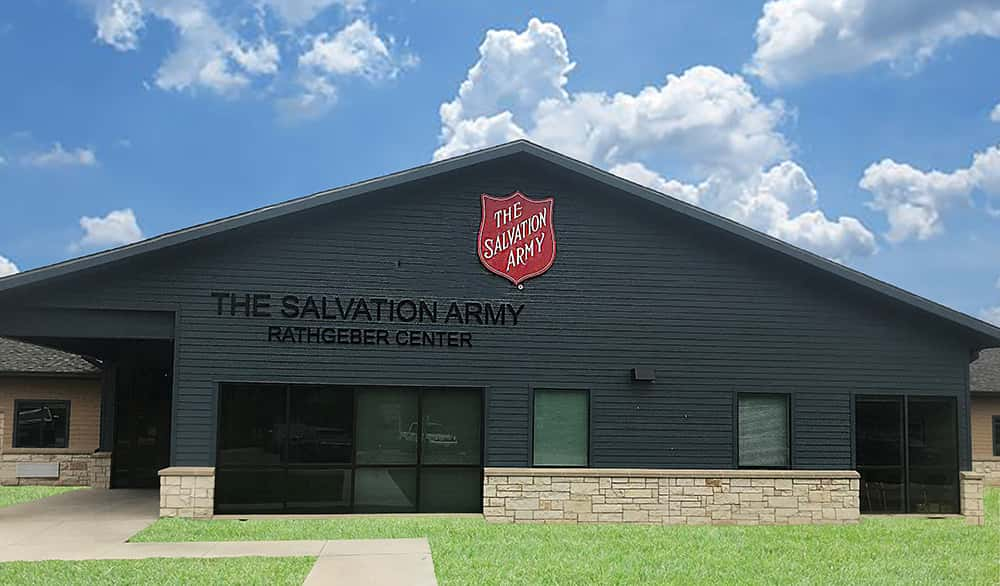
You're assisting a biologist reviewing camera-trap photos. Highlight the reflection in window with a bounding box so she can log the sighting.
[533,389,588,466]
[14,400,69,448]
[738,394,789,468]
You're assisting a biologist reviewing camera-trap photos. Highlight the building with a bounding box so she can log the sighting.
[0,337,109,487]
[0,141,994,524]
[971,349,1000,486]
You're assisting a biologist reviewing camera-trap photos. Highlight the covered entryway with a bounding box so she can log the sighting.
[215,384,483,514]
[855,395,959,514]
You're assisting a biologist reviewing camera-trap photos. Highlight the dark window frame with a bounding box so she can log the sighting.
[13,399,71,449]
[993,415,1000,458]
[529,386,591,468]
[735,392,791,470]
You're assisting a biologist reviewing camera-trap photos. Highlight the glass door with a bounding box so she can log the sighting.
[907,398,958,514]
[856,396,905,513]
[855,395,959,514]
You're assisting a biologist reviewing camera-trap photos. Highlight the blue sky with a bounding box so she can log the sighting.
[1,1,999,323]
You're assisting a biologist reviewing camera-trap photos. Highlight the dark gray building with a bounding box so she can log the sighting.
[0,141,995,524]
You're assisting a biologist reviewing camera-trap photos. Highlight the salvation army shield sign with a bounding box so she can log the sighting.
[477,191,556,287]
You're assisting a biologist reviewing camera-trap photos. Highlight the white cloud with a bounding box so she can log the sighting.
[435,18,876,262]
[262,0,364,27]
[0,255,18,277]
[283,19,414,120]
[90,1,410,113]
[22,143,98,167]
[73,208,144,251]
[150,1,279,95]
[860,144,1000,242]
[299,20,397,80]
[95,0,144,51]
[747,0,1000,86]
[981,306,1000,326]
[991,102,1000,123]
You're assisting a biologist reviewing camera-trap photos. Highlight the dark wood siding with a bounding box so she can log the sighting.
[7,154,975,469]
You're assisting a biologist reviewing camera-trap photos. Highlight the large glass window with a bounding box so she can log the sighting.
[356,388,418,465]
[533,389,588,466]
[13,400,70,449]
[737,394,789,468]
[215,384,482,515]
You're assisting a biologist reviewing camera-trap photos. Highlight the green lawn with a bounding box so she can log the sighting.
[127,488,1000,585]
[0,485,84,508]
[0,557,315,586]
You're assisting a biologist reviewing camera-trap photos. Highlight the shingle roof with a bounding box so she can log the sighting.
[971,348,1000,394]
[0,338,100,375]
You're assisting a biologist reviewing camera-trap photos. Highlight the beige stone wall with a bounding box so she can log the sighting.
[159,467,215,518]
[0,452,111,487]
[484,468,861,526]
[960,471,985,526]
[972,461,1000,487]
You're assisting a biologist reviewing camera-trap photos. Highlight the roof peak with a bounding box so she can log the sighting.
[2,140,999,346]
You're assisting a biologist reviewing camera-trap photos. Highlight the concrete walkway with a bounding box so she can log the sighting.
[0,489,437,584]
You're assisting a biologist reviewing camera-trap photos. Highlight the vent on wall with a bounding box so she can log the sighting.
[632,367,656,382]
[16,462,60,478]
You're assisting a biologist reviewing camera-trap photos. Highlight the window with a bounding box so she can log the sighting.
[737,394,789,468]
[14,400,70,449]
[993,416,1000,458]
[533,389,588,466]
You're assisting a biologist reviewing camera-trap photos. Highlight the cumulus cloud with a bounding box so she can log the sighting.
[72,208,145,251]
[261,0,364,27]
[94,0,144,50]
[747,0,1000,86]
[90,1,409,113]
[991,102,1000,123]
[22,143,98,167]
[860,144,1000,242]
[982,277,1000,326]
[435,18,876,262]
[0,255,18,277]
[282,19,415,120]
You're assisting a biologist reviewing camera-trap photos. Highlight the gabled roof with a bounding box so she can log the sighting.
[1,140,999,346]
[971,349,1000,393]
[0,337,100,375]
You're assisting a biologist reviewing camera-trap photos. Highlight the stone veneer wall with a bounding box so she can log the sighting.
[0,452,111,488]
[159,467,215,518]
[483,468,861,525]
[971,461,1000,487]
[960,471,985,526]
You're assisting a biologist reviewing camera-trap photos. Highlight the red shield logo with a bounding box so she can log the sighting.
[477,191,556,287]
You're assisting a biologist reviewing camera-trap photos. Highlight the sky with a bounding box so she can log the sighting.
[1,0,999,324]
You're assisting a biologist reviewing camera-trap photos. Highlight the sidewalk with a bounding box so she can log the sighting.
[0,489,437,584]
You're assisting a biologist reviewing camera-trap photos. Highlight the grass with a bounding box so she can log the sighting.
[126,488,1000,585]
[0,485,84,508]
[0,557,315,585]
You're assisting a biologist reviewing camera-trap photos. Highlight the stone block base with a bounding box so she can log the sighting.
[972,461,1000,487]
[484,468,861,526]
[158,466,215,518]
[0,452,111,488]
[960,471,985,526]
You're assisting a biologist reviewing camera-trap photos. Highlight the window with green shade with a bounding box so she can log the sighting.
[533,389,588,466]
[738,393,789,468]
